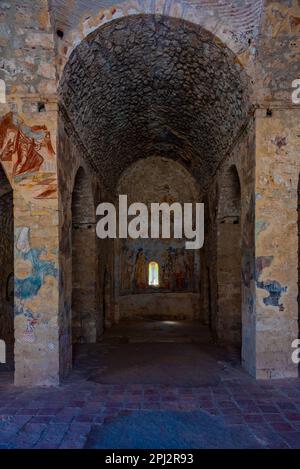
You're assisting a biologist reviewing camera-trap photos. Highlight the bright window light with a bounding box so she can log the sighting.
[148,261,159,286]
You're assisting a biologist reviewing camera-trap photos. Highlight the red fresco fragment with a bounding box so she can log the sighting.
[0,112,55,177]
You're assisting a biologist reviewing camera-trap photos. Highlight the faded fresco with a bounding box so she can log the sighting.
[15,227,58,343]
[0,112,57,199]
[116,156,201,320]
[119,241,198,294]
[0,108,59,384]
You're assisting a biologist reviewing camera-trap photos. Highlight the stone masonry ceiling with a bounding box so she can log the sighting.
[59,14,251,190]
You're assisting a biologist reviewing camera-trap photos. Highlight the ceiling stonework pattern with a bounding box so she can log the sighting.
[59,14,251,190]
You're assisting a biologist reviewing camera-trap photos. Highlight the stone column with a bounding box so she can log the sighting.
[0,106,61,386]
[254,107,300,379]
[0,0,64,386]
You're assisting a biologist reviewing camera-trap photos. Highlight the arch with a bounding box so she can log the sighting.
[57,9,254,374]
[116,156,200,320]
[52,1,263,82]
[148,261,159,287]
[71,167,98,344]
[59,14,252,193]
[218,165,241,224]
[216,164,242,351]
[72,167,95,225]
[0,163,14,370]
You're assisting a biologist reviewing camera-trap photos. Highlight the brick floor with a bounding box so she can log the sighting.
[0,374,300,448]
[0,325,300,449]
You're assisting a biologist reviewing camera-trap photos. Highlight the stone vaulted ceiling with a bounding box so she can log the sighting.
[59,14,251,190]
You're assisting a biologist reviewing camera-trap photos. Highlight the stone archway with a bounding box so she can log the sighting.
[217,165,242,352]
[115,156,201,321]
[58,13,253,377]
[71,167,98,344]
[50,0,263,83]
[59,14,251,192]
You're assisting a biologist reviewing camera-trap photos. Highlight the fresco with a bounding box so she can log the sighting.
[16,301,40,344]
[119,240,199,294]
[0,112,57,199]
[15,227,58,300]
[15,227,58,342]
[255,256,287,311]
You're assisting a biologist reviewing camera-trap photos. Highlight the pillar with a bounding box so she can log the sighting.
[254,107,300,378]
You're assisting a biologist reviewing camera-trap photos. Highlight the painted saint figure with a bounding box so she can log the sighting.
[134,249,147,289]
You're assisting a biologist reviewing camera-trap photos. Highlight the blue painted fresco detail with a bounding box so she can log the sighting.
[255,256,287,310]
[15,248,57,300]
[257,280,287,309]
[255,220,269,238]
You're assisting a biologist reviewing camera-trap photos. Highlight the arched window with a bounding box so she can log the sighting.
[148,261,159,286]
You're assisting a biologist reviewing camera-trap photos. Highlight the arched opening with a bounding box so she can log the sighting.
[217,165,242,353]
[116,156,201,321]
[148,262,159,287]
[59,14,250,190]
[58,13,252,382]
[71,167,97,344]
[0,164,14,371]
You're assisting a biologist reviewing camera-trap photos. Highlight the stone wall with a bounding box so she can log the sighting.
[254,0,300,106]
[57,113,115,361]
[216,166,242,348]
[254,108,300,378]
[116,156,201,321]
[71,167,97,343]
[119,293,200,320]
[201,117,256,370]
[0,0,61,387]
[253,1,300,378]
